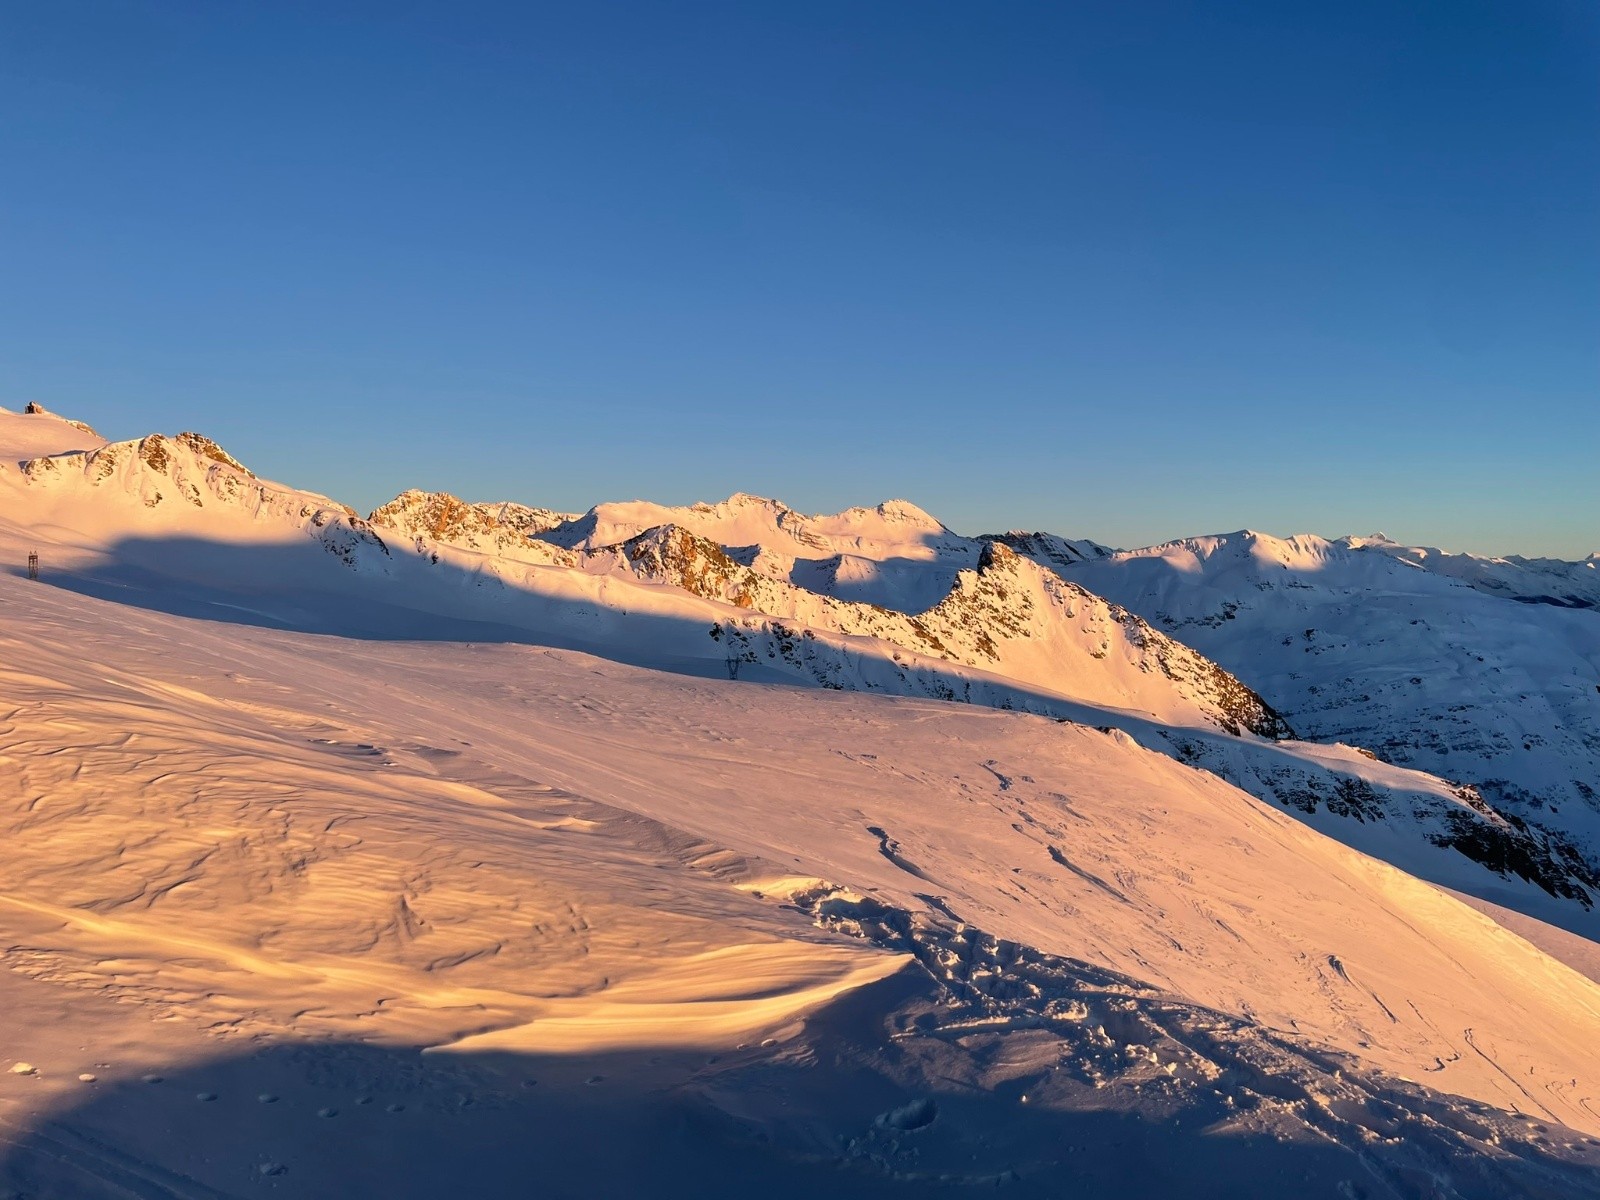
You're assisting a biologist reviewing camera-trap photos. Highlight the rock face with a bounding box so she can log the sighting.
[369,490,576,564]
[174,431,253,475]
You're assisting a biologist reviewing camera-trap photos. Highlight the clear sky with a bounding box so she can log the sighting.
[3,2,1596,556]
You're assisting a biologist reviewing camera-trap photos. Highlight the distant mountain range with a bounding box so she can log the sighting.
[3,403,1596,938]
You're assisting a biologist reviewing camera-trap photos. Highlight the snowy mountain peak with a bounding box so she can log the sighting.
[976,538,1019,571]
[693,491,795,516]
[836,497,947,530]
[1334,534,1600,609]
[173,431,253,475]
[20,401,100,437]
[20,432,261,502]
[368,488,576,565]
[7,428,392,580]
[0,404,107,462]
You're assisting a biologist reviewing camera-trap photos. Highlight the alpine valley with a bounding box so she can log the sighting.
[2,403,1598,1199]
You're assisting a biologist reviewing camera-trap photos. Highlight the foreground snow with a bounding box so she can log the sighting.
[3,574,1600,1196]
[4,404,1600,1195]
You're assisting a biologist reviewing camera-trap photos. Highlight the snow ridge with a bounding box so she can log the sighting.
[1050,528,1600,913]
[5,420,1598,933]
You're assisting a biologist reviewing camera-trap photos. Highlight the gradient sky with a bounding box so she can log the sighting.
[3,2,1596,556]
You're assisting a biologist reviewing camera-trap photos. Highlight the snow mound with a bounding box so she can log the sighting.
[0,404,107,462]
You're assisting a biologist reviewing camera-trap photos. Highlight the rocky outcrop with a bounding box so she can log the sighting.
[595,525,1293,741]
[369,490,576,565]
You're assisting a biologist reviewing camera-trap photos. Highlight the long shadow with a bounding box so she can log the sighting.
[13,532,1181,704]
[7,977,1590,1200]
[8,539,1600,1196]
[18,534,745,680]
[16,533,1600,943]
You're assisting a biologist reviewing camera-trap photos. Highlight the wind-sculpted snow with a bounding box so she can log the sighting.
[1051,529,1600,909]
[789,885,1600,1197]
[3,576,1600,1196]
[6,420,1595,935]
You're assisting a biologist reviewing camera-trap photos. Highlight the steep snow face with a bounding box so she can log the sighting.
[541,493,981,612]
[986,530,1115,572]
[1055,530,1600,873]
[4,574,1600,1199]
[1343,533,1600,609]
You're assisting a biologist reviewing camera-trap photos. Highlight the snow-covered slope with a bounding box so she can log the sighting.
[10,417,1596,939]
[1343,533,1600,609]
[6,407,1600,1194]
[1,403,392,575]
[588,525,1288,738]
[3,572,1600,1197]
[539,492,987,612]
[393,507,1600,924]
[0,403,107,460]
[563,521,1599,930]
[1052,531,1600,880]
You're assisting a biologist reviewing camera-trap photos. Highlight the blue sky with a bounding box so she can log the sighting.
[3,1,1596,555]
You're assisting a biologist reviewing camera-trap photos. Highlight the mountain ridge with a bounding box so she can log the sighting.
[5,407,1596,936]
